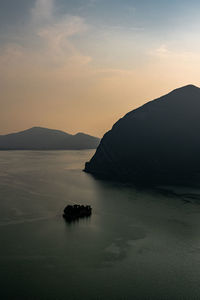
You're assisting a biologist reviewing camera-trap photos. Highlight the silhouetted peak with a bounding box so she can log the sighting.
[21,127,69,135]
[0,127,100,150]
[85,84,200,185]
[28,126,58,131]
[181,84,198,89]
[75,132,86,137]
[23,126,51,132]
[171,84,199,94]
[74,132,98,138]
[29,127,46,132]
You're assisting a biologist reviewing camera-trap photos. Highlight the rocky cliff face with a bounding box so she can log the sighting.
[85,85,200,185]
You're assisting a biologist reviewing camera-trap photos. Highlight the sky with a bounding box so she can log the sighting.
[1,0,200,137]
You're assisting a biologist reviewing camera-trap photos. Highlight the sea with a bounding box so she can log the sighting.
[1,150,200,300]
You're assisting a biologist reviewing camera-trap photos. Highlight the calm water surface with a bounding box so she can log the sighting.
[1,150,200,299]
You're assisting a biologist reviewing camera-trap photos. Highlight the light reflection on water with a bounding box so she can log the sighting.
[0,150,200,299]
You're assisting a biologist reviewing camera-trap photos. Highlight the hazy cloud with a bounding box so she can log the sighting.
[0,0,91,75]
[31,0,54,24]
[155,44,171,57]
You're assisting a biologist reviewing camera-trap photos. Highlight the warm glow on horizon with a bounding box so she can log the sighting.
[1,0,200,137]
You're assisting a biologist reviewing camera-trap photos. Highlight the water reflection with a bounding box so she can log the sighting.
[63,215,92,225]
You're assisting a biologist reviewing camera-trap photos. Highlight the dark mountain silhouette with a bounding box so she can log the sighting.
[0,127,100,150]
[85,84,200,185]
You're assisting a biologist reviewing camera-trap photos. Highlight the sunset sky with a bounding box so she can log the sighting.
[1,0,200,137]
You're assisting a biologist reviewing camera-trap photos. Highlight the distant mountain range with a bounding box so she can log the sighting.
[0,127,100,150]
[85,85,200,185]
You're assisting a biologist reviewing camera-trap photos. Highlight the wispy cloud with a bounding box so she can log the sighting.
[38,15,89,65]
[152,44,200,64]
[101,25,144,32]
[31,0,54,24]
[154,44,171,57]
[0,0,91,73]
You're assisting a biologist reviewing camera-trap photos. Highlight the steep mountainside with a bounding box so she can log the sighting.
[85,85,200,185]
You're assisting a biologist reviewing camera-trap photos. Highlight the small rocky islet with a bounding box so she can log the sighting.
[63,204,92,221]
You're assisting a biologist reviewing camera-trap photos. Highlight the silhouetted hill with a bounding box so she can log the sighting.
[0,127,100,150]
[85,85,200,185]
